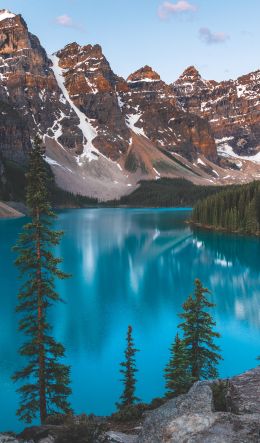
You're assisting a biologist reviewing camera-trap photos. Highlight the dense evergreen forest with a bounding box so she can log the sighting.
[192,181,260,235]
[107,179,223,208]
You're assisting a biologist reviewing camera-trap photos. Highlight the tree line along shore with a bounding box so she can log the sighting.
[191,181,260,236]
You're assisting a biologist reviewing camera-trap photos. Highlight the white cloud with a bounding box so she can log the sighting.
[56,15,73,26]
[55,14,83,30]
[199,27,230,44]
[158,1,197,19]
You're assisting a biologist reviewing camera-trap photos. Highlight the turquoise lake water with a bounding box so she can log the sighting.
[0,208,260,431]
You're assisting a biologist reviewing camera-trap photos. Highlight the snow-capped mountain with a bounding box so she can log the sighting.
[0,9,259,200]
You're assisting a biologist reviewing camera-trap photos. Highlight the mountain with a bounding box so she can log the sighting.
[0,9,259,201]
[172,66,260,165]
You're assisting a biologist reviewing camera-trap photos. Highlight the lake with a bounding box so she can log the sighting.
[0,208,260,431]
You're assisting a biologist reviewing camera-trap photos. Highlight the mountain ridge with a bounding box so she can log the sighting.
[0,8,259,200]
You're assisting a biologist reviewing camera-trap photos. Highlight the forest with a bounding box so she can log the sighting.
[108,178,224,208]
[191,181,260,235]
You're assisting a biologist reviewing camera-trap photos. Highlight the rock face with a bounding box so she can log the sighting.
[0,101,30,164]
[54,42,130,160]
[105,431,137,442]
[172,66,260,159]
[138,367,260,443]
[0,9,81,157]
[119,66,217,162]
[51,49,217,165]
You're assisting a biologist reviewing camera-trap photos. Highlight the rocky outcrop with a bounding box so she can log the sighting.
[127,66,161,83]
[172,66,260,158]
[105,431,137,442]
[0,436,19,443]
[0,100,30,164]
[138,367,260,442]
[0,9,81,155]
[54,43,130,160]
[119,66,217,162]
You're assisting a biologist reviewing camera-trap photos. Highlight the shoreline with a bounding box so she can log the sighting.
[0,203,193,219]
[189,220,260,237]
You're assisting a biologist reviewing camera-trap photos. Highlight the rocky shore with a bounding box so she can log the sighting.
[1,367,260,443]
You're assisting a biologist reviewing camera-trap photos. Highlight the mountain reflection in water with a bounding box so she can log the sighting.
[0,208,259,431]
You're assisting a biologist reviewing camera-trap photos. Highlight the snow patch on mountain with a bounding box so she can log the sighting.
[216,138,260,164]
[0,9,15,21]
[197,158,206,166]
[127,78,160,84]
[126,107,147,137]
[50,54,100,164]
[236,84,247,98]
[45,156,73,173]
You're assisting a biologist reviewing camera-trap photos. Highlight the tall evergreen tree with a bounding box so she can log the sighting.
[13,136,72,424]
[178,279,222,381]
[117,325,140,409]
[164,333,193,398]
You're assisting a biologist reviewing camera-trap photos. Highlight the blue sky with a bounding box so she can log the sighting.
[2,0,260,83]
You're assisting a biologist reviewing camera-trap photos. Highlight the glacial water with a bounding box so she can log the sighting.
[0,208,260,431]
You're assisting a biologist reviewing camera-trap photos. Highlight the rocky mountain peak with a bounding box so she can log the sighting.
[56,42,122,92]
[0,11,84,162]
[179,65,202,81]
[56,43,104,69]
[0,10,33,55]
[172,64,260,161]
[127,65,161,83]
[53,41,130,160]
[173,65,214,98]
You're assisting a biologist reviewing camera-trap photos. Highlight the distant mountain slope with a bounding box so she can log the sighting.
[0,201,23,218]
[172,66,260,164]
[0,8,259,200]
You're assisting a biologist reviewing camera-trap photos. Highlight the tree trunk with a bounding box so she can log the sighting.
[36,208,47,424]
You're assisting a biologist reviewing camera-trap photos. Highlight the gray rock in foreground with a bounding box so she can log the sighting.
[137,367,260,443]
[0,436,19,443]
[105,431,137,442]
[0,433,55,443]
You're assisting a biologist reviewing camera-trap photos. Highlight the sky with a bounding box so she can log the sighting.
[2,0,260,83]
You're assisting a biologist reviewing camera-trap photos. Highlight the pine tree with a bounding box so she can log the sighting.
[178,279,222,381]
[164,333,193,398]
[192,181,260,235]
[13,136,72,424]
[117,325,140,409]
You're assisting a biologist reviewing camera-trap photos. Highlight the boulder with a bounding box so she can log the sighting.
[137,367,260,442]
[0,436,19,443]
[105,431,137,442]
